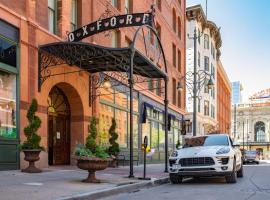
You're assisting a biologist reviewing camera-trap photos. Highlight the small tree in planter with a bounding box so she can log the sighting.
[21,98,44,173]
[74,117,111,183]
[107,118,120,167]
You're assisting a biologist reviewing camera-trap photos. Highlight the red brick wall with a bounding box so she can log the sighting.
[217,63,231,134]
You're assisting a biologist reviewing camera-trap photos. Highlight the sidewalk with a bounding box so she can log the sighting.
[0,164,169,200]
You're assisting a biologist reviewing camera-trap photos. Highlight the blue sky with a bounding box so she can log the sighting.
[187,0,270,101]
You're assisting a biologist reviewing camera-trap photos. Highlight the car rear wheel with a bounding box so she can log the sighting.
[170,174,183,184]
[225,159,237,183]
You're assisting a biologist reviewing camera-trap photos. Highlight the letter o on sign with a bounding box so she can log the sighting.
[111,17,116,27]
[68,33,75,42]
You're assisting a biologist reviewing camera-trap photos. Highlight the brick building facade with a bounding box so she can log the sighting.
[0,0,186,170]
[217,60,231,134]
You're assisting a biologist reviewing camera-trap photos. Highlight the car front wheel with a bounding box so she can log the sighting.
[170,173,183,184]
[237,163,244,178]
[225,159,237,183]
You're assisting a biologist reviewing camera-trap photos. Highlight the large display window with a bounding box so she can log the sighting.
[0,71,17,139]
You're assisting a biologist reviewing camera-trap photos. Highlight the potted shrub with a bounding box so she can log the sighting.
[21,98,44,173]
[107,118,120,167]
[74,117,111,183]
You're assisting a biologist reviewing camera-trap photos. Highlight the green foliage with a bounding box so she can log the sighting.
[107,118,120,157]
[21,99,44,151]
[95,145,109,159]
[75,117,109,159]
[74,144,93,157]
[86,117,97,153]
[176,139,181,149]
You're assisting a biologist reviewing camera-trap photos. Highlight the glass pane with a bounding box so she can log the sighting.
[48,0,55,9]
[151,121,159,149]
[168,128,174,153]
[48,9,55,33]
[99,86,114,104]
[115,90,128,109]
[159,123,165,151]
[115,108,128,148]
[71,0,77,28]
[127,113,138,149]
[0,71,16,139]
[0,37,17,68]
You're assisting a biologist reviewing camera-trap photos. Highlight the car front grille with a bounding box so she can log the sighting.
[179,157,215,167]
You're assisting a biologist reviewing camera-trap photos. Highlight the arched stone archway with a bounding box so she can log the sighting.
[47,82,85,165]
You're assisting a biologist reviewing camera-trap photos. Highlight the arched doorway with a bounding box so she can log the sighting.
[47,86,70,165]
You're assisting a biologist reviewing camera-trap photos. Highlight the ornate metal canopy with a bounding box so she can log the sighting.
[38,42,167,91]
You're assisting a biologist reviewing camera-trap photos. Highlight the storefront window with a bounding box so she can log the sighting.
[0,37,17,68]
[115,109,128,148]
[0,71,16,139]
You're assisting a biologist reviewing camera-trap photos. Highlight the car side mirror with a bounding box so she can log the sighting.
[233,141,240,147]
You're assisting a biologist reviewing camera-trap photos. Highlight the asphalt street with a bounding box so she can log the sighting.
[103,164,270,200]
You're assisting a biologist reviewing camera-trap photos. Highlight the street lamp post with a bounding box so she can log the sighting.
[192,28,198,136]
[242,121,245,150]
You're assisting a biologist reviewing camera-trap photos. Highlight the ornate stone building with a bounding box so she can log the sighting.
[233,89,270,159]
[185,5,222,136]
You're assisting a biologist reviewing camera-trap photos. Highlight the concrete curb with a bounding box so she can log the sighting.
[56,177,170,200]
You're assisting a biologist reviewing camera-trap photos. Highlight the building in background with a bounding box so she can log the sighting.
[217,60,231,134]
[233,89,270,159]
[185,4,222,136]
[0,0,186,170]
[231,81,243,105]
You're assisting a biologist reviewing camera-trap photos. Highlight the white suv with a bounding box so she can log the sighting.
[169,134,243,184]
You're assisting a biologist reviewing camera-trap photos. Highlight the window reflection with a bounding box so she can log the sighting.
[0,71,16,139]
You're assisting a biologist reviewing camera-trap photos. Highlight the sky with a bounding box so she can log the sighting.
[187,0,270,102]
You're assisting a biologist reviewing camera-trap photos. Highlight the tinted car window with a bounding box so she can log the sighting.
[183,135,229,148]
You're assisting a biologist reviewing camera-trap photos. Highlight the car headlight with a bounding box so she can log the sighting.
[216,147,230,155]
[171,151,178,157]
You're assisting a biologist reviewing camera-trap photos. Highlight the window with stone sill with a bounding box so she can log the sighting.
[124,0,133,14]
[70,0,77,31]
[172,8,176,32]
[111,0,120,10]
[48,0,57,34]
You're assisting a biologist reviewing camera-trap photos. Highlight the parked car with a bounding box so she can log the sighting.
[243,150,260,164]
[169,134,243,184]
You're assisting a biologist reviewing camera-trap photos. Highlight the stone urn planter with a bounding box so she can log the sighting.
[21,150,42,173]
[75,156,112,183]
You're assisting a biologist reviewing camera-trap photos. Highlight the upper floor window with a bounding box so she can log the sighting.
[204,34,209,49]
[178,90,181,108]
[71,0,77,31]
[124,0,133,14]
[156,23,161,39]
[177,17,181,39]
[204,100,209,116]
[255,121,266,142]
[157,0,161,10]
[172,43,176,67]
[197,28,201,44]
[178,49,181,72]
[48,0,57,34]
[111,0,120,10]
[211,63,215,79]
[172,8,176,32]
[112,30,120,48]
[173,78,177,105]
[204,56,209,71]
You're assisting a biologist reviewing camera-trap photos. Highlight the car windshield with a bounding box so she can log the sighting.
[183,135,229,148]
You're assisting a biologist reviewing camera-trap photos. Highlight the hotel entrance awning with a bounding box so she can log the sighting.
[38,42,167,90]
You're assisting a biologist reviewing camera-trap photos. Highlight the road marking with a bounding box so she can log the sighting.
[23,182,43,186]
